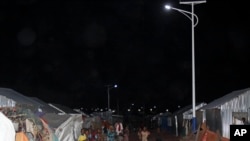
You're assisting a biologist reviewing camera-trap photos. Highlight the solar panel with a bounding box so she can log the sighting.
[179,0,206,4]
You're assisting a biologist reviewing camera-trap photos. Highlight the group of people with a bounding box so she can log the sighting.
[78,127,104,141]
[78,121,130,141]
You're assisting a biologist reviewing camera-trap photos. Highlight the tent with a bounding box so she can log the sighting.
[0,87,104,141]
[0,88,71,141]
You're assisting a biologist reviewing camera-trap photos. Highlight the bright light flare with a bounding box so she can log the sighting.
[165,5,171,10]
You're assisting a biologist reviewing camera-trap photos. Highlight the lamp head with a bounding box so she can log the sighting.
[165,5,172,10]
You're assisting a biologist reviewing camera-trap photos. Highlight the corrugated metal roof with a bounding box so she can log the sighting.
[201,87,250,109]
[172,102,206,115]
[173,104,192,115]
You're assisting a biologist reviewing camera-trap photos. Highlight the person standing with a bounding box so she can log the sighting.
[115,121,124,141]
[137,127,142,141]
[115,121,124,136]
[0,111,16,141]
[155,127,162,141]
[242,117,249,125]
[141,126,150,141]
[96,128,104,141]
[123,126,130,141]
[78,128,87,141]
[107,125,116,141]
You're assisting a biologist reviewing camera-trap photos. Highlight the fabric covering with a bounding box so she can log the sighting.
[15,132,29,141]
[40,118,59,141]
[0,112,16,141]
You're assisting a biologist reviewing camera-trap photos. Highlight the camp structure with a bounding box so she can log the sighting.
[0,87,60,141]
[44,103,102,141]
[151,111,173,132]
[199,87,250,139]
[31,98,102,141]
[0,87,104,141]
[48,103,80,115]
[30,97,86,141]
[172,102,206,137]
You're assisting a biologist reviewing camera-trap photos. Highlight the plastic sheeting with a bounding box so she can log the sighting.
[0,95,16,107]
[55,114,83,141]
[40,118,59,141]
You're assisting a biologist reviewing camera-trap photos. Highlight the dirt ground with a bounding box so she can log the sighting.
[129,129,181,141]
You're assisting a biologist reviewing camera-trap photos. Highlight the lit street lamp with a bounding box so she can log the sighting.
[164,1,205,132]
[106,84,118,111]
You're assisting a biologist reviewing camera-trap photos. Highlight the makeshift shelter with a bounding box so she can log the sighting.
[48,103,80,115]
[0,87,60,141]
[92,111,113,124]
[31,97,84,141]
[152,111,172,131]
[30,97,62,114]
[0,88,43,110]
[0,87,108,141]
[199,87,250,139]
[44,103,103,141]
[172,102,206,137]
[54,114,83,141]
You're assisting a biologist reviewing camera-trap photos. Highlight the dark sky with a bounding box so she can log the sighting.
[1,0,250,113]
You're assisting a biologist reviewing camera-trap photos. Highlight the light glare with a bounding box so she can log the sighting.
[165,5,171,10]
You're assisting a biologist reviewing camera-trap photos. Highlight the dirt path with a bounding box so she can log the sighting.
[129,129,180,141]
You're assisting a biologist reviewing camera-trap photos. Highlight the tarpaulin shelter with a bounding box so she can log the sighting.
[0,87,60,141]
[43,103,103,141]
[48,103,79,115]
[0,87,104,141]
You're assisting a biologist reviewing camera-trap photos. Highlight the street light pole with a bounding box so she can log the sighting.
[106,84,118,111]
[107,86,110,111]
[165,1,205,132]
[191,2,196,126]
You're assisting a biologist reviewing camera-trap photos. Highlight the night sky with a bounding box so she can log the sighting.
[1,0,250,112]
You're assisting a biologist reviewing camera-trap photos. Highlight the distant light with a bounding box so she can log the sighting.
[165,5,171,10]
[128,109,131,112]
[114,84,118,88]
